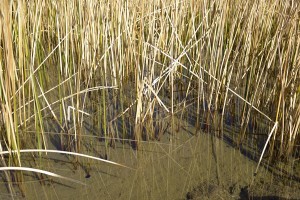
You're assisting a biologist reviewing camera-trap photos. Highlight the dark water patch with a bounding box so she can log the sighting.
[239,186,300,200]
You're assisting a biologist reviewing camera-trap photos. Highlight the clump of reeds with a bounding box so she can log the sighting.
[0,0,299,197]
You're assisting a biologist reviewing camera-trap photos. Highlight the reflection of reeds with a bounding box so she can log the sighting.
[0,0,299,197]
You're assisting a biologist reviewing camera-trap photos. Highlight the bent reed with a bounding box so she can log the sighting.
[0,0,299,197]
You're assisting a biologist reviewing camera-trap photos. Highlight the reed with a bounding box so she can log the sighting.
[0,0,299,197]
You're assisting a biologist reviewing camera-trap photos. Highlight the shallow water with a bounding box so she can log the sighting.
[0,116,299,200]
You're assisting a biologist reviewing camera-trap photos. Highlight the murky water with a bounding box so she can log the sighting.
[0,114,299,200]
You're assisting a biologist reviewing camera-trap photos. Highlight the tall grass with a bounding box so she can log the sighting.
[0,0,299,197]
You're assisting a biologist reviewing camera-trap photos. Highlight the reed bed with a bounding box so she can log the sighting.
[0,0,299,197]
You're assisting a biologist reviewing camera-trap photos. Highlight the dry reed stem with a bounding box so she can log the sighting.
[0,2,299,193]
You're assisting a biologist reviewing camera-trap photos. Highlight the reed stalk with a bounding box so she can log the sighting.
[0,1,299,197]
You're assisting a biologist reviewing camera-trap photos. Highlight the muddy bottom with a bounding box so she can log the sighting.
[0,120,299,200]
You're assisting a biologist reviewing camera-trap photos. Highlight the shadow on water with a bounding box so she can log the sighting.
[183,101,300,185]
[238,186,300,200]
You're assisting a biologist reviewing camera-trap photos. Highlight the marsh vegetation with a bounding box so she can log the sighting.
[0,0,299,199]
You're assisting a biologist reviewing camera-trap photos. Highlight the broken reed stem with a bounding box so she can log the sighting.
[0,2,299,195]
